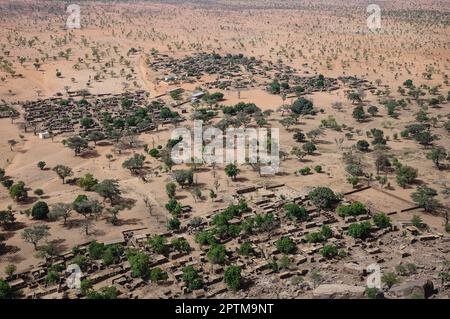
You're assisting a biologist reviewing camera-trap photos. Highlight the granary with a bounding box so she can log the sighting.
[191,91,205,103]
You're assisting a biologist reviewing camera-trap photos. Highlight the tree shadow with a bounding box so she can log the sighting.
[80,150,100,159]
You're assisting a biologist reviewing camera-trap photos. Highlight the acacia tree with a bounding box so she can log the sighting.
[411,186,439,212]
[65,136,89,156]
[426,148,447,169]
[49,203,72,225]
[21,225,50,250]
[52,165,73,184]
[94,179,121,204]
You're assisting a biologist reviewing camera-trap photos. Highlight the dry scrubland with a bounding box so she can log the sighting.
[0,0,449,299]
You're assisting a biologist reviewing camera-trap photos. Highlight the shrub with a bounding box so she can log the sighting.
[34,189,44,196]
[276,237,295,254]
[373,213,391,228]
[127,250,150,279]
[88,241,105,260]
[308,187,339,209]
[31,201,49,220]
[314,165,322,173]
[320,245,338,259]
[348,222,372,239]
[239,242,253,256]
[337,202,367,217]
[381,272,399,288]
[299,167,311,175]
[356,140,370,152]
[224,266,242,291]
[284,203,308,221]
[149,267,168,282]
[182,266,203,292]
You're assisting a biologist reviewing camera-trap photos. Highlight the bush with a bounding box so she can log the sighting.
[365,287,381,299]
[314,165,322,173]
[224,266,242,291]
[373,213,391,228]
[31,201,49,220]
[88,241,105,260]
[320,245,338,259]
[348,222,372,239]
[207,244,226,265]
[356,140,370,152]
[276,237,295,254]
[299,167,311,175]
[239,242,253,256]
[284,203,308,221]
[381,272,399,288]
[337,202,367,217]
[149,267,168,282]
[182,265,203,291]
[34,189,44,196]
[127,250,150,279]
[308,187,339,209]
[9,181,28,202]
[306,232,324,243]
[148,235,169,255]
[0,279,12,299]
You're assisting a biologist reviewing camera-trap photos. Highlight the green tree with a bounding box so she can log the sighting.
[207,244,226,265]
[94,179,121,204]
[31,201,49,220]
[308,187,339,209]
[239,242,254,256]
[276,237,295,254]
[166,182,177,199]
[37,161,46,170]
[321,245,338,259]
[77,173,98,191]
[148,235,169,255]
[356,140,370,152]
[348,222,372,239]
[337,202,367,217]
[52,165,73,184]
[224,164,240,181]
[9,181,28,202]
[127,250,150,279]
[224,265,242,291]
[411,186,439,212]
[149,267,169,283]
[381,272,399,288]
[66,136,89,156]
[182,265,203,291]
[21,225,50,250]
[426,148,447,169]
[284,203,308,221]
[373,213,391,228]
[122,154,146,174]
[0,279,12,299]
[302,141,316,155]
[352,105,366,121]
[411,215,424,228]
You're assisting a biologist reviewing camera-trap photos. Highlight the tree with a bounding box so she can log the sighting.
[352,105,366,121]
[356,140,370,152]
[127,250,150,279]
[148,235,169,255]
[37,161,46,170]
[337,202,367,217]
[207,244,226,265]
[88,241,105,260]
[52,165,73,184]
[347,175,359,188]
[166,182,176,199]
[88,131,105,145]
[21,225,50,250]
[239,242,254,256]
[49,203,72,225]
[291,97,314,115]
[182,265,203,291]
[122,154,146,174]
[276,237,295,254]
[414,131,437,147]
[171,238,191,253]
[167,217,181,231]
[395,164,418,188]
[8,139,18,151]
[293,131,306,143]
[4,264,16,278]
[320,245,338,259]
[373,213,391,228]
[225,164,240,181]
[302,141,317,155]
[149,267,169,283]
[66,136,89,156]
[94,179,121,204]
[348,222,372,239]
[80,117,94,129]
[224,266,242,291]
[426,148,447,169]
[0,210,15,230]
[9,181,28,202]
[381,272,399,289]
[367,105,379,117]
[308,187,339,209]
[411,186,439,212]
[284,203,308,221]
[31,201,49,220]
[77,173,98,191]
[291,147,307,161]
[0,280,11,299]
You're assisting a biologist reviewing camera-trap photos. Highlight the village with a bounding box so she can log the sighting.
[0,0,449,301]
